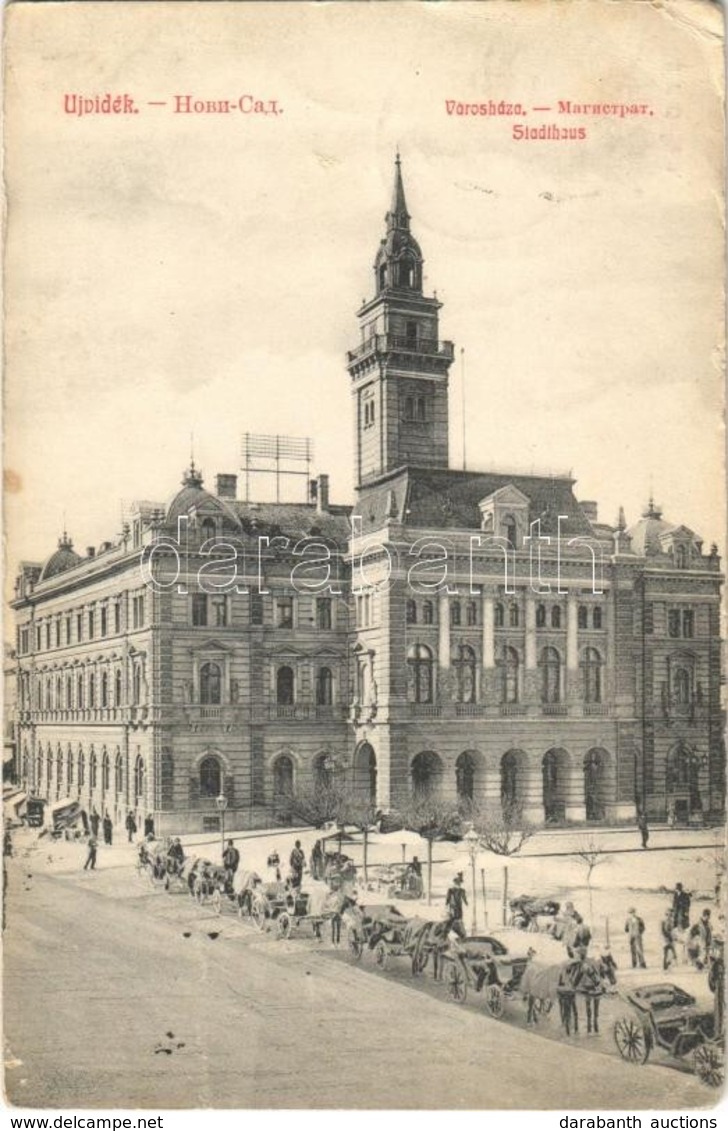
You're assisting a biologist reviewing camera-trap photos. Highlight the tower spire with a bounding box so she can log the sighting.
[387,152,409,231]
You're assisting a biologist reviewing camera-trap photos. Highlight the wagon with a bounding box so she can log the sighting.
[188,860,228,912]
[440,934,531,1018]
[346,907,449,977]
[509,895,560,932]
[344,903,408,960]
[612,983,724,1087]
[250,881,291,931]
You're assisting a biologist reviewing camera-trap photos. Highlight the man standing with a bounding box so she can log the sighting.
[625,907,646,968]
[90,808,100,839]
[445,873,468,940]
[661,909,677,970]
[223,839,240,884]
[125,811,137,843]
[289,840,305,889]
[83,835,98,871]
[672,882,691,930]
[637,811,649,849]
[144,813,155,840]
[102,812,113,846]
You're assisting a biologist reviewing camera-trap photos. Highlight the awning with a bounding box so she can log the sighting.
[3,791,27,816]
[47,798,82,829]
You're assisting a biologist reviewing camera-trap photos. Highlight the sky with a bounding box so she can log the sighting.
[4,0,725,589]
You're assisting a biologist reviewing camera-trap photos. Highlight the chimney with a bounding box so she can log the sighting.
[86,546,96,558]
[316,474,330,514]
[580,500,598,523]
[99,541,113,553]
[216,474,237,499]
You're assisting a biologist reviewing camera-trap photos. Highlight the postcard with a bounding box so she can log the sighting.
[2,0,725,1116]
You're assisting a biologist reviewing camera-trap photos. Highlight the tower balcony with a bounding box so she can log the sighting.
[347,334,454,365]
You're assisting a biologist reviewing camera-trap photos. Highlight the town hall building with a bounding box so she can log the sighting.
[10,160,725,834]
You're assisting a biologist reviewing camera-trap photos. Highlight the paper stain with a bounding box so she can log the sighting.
[4,468,22,494]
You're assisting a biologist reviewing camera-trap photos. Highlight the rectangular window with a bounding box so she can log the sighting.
[276,597,294,629]
[682,609,694,638]
[251,593,264,626]
[192,593,208,627]
[100,607,108,637]
[35,625,41,651]
[213,599,228,628]
[20,627,29,654]
[132,594,145,629]
[316,598,332,630]
[55,619,61,648]
[76,613,84,642]
[668,609,681,638]
[45,622,51,650]
[65,615,72,644]
[404,396,414,422]
[114,602,121,634]
[88,609,95,639]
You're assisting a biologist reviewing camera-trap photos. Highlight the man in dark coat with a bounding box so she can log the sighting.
[223,839,240,882]
[83,835,98,871]
[445,873,468,940]
[637,811,649,849]
[125,811,137,843]
[289,840,306,888]
[672,883,691,930]
[102,813,113,846]
[144,814,155,839]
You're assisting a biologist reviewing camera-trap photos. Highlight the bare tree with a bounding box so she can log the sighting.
[573,835,610,922]
[400,796,462,905]
[467,800,534,857]
[335,792,379,887]
[275,782,346,829]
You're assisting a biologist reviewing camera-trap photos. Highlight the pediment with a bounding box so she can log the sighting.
[480,484,531,510]
[659,525,694,543]
[188,638,235,654]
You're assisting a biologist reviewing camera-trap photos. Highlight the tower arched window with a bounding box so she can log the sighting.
[536,603,546,628]
[276,666,295,706]
[115,750,123,796]
[89,749,97,790]
[581,647,603,704]
[494,603,505,628]
[450,601,462,627]
[77,674,84,709]
[539,646,561,704]
[115,669,122,706]
[407,643,433,704]
[551,606,562,629]
[102,749,110,792]
[399,255,414,288]
[133,754,145,805]
[422,601,434,625]
[453,644,477,704]
[509,603,520,628]
[199,755,222,798]
[101,670,108,708]
[200,662,222,705]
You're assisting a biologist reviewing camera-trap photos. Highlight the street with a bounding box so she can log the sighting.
[2,831,717,1111]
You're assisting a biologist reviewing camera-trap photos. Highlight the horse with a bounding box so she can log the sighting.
[565,952,618,1035]
[232,868,262,916]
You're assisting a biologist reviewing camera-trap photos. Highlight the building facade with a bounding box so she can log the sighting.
[10,160,725,833]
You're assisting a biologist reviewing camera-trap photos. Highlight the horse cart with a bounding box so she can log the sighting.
[509,895,560,932]
[613,983,724,1087]
[343,905,448,976]
[441,934,531,1018]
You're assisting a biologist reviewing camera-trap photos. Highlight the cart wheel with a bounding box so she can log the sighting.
[613,1016,651,1064]
[251,898,267,931]
[347,931,363,961]
[694,1043,724,1088]
[484,983,505,1019]
[277,912,292,939]
[375,942,388,969]
[448,964,468,1004]
[211,889,222,916]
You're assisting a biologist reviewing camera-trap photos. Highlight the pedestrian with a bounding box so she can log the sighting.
[672,882,691,930]
[80,808,89,836]
[3,829,12,858]
[708,939,724,1035]
[267,849,281,882]
[90,808,100,838]
[625,907,646,968]
[144,813,155,840]
[310,839,324,881]
[637,810,649,849]
[125,811,137,843]
[289,839,305,889]
[102,812,113,846]
[688,909,714,969]
[83,835,98,871]
[444,873,468,940]
[661,909,677,970]
[223,839,240,885]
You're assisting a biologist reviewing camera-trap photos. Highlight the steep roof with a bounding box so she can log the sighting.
[355,466,596,536]
[38,535,83,582]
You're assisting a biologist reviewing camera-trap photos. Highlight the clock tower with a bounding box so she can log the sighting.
[347,156,454,488]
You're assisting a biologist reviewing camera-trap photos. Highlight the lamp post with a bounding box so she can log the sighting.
[216,792,228,862]
[464,824,479,934]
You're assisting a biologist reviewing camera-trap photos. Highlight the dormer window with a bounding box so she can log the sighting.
[399,256,414,288]
[503,515,518,549]
[675,545,688,569]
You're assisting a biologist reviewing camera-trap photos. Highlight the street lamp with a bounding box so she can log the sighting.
[215,792,228,861]
[464,824,479,934]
